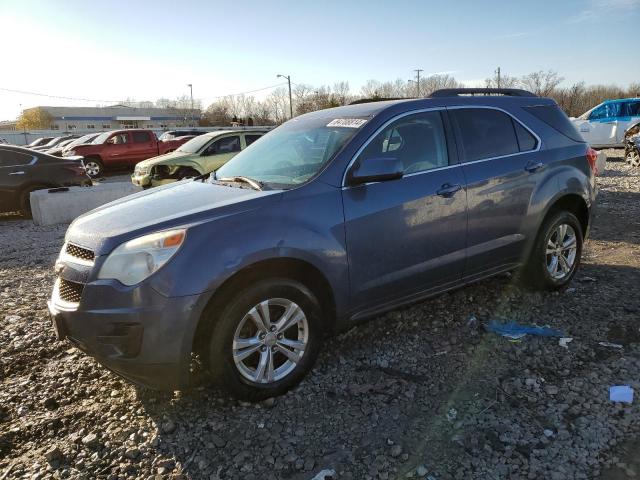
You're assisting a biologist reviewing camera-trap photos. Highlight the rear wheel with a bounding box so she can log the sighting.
[19,184,49,218]
[84,158,104,178]
[206,278,323,401]
[521,211,583,290]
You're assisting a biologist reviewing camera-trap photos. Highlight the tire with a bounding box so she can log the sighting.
[19,184,49,218]
[84,158,104,178]
[206,278,323,401]
[521,211,583,291]
[176,167,200,180]
[626,147,640,168]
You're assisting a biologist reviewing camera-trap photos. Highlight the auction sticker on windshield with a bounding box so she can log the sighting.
[326,118,368,128]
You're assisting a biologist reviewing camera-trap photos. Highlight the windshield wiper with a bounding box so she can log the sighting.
[193,171,211,182]
[217,176,263,191]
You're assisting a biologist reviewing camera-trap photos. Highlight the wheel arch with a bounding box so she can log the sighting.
[191,256,337,360]
[542,193,590,237]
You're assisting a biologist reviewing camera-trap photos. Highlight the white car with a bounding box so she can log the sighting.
[571,98,640,148]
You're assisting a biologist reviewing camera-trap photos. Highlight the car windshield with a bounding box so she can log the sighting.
[177,134,217,153]
[215,115,365,187]
[66,134,97,148]
[92,132,113,144]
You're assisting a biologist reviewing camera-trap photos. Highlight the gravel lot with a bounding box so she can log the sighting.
[1,150,639,480]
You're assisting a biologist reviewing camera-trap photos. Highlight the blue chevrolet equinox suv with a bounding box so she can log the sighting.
[49,88,598,400]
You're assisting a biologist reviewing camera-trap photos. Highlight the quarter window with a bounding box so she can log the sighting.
[450,109,520,162]
[0,149,35,167]
[357,111,449,174]
[513,121,537,152]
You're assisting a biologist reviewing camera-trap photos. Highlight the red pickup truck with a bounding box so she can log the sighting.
[63,129,193,178]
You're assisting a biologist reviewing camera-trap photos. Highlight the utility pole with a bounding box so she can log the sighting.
[413,69,424,97]
[277,74,293,119]
[19,103,27,145]
[187,84,194,126]
[495,67,501,89]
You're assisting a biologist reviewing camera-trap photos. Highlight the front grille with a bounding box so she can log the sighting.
[58,278,84,303]
[66,243,94,262]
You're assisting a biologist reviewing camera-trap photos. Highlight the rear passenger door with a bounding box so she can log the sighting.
[0,148,37,211]
[129,131,157,163]
[449,107,541,277]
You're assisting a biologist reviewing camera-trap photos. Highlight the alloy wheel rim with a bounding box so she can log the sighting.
[85,161,100,176]
[232,298,308,384]
[627,150,640,167]
[546,223,577,280]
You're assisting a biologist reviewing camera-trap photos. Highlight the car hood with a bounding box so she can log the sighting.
[66,180,280,255]
[136,150,194,169]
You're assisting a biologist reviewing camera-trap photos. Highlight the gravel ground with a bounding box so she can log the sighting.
[1,150,639,480]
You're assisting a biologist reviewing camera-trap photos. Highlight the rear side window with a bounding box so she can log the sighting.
[450,108,519,162]
[245,134,262,146]
[523,105,584,143]
[0,149,35,167]
[133,132,151,143]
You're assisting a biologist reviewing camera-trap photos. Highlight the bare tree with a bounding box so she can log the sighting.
[332,82,351,105]
[420,74,462,97]
[520,70,564,96]
[484,72,520,89]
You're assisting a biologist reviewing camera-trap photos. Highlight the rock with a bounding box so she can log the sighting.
[124,447,140,459]
[391,444,403,458]
[416,465,429,477]
[161,420,176,434]
[545,385,559,395]
[81,433,98,447]
[43,397,59,411]
[44,445,62,462]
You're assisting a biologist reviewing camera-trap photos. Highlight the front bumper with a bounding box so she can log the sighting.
[48,276,207,390]
[131,172,151,188]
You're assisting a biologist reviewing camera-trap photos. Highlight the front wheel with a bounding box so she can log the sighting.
[521,211,583,291]
[626,147,640,168]
[206,278,323,401]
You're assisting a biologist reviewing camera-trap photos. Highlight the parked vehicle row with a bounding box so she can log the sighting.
[132,130,267,188]
[63,129,193,178]
[0,145,91,216]
[49,88,598,400]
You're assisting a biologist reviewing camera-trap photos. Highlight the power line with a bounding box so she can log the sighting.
[0,82,289,105]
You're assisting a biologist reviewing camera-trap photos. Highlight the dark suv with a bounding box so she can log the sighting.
[49,89,598,400]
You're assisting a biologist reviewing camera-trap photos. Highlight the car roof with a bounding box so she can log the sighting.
[603,97,640,104]
[202,130,268,138]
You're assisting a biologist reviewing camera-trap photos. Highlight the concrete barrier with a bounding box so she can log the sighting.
[31,182,142,226]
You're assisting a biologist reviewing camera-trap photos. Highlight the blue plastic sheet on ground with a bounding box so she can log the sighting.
[485,320,565,340]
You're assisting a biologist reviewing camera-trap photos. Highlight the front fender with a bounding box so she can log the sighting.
[152,181,349,314]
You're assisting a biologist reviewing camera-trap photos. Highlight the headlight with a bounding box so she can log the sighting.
[98,229,186,286]
[65,150,75,156]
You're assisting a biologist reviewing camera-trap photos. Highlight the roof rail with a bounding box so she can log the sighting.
[430,88,537,98]
[348,97,407,105]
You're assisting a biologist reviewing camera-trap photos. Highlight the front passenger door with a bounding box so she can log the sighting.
[200,135,241,173]
[342,110,467,311]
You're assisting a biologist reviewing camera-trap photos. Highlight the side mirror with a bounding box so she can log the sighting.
[348,157,403,186]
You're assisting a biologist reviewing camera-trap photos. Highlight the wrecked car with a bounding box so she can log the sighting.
[131,130,268,188]
[49,88,598,400]
[571,98,640,148]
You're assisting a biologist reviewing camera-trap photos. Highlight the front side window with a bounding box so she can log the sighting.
[356,111,449,174]
[108,133,128,145]
[206,136,240,155]
[0,149,35,167]
[450,108,520,162]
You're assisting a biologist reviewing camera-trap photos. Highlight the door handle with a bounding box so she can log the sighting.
[8,171,25,175]
[525,161,545,173]
[436,183,462,197]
